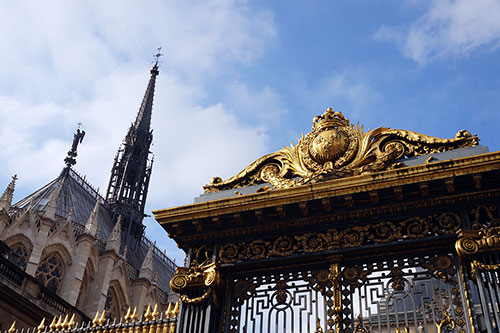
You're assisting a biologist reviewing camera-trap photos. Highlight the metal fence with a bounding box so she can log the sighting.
[2,303,179,333]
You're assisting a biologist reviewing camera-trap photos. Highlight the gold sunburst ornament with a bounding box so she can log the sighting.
[204,108,479,192]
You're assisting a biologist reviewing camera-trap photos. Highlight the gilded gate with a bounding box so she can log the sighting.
[156,109,500,333]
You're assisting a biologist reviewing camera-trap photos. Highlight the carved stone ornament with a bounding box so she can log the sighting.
[204,108,479,192]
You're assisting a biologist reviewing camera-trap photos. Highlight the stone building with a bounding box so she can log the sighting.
[0,62,176,330]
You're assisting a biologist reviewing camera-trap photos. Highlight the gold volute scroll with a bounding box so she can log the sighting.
[170,246,219,304]
[204,108,479,192]
[456,227,500,257]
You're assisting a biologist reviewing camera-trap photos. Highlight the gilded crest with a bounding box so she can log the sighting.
[204,108,479,192]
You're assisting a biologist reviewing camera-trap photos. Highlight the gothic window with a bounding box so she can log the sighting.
[11,243,29,270]
[35,254,64,293]
[104,287,121,319]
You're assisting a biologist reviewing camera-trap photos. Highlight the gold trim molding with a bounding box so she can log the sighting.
[219,212,460,263]
[204,108,478,193]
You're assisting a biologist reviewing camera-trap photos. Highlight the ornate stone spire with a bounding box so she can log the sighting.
[0,175,17,211]
[106,216,122,253]
[105,53,161,248]
[44,178,64,219]
[84,201,100,237]
[139,243,154,280]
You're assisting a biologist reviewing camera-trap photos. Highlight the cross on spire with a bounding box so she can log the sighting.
[153,47,163,67]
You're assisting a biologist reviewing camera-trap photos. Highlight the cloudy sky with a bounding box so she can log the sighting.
[1,0,500,263]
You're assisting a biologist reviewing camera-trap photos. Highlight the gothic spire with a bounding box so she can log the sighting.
[0,175,17,211]
[139,242,154,280]
[105,53,161,248]
[133,63,159,134]
[106,215,122,253]
[84,200,100,237]
[44,178,64,219]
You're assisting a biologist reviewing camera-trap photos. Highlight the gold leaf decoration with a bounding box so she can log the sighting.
[204,108,478,192]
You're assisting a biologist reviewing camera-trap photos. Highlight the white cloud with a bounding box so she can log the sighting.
[224,82,287,125]
[374,0,500,64]
[307,69,380,121]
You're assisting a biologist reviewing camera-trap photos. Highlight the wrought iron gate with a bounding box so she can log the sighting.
[223,252,471,333]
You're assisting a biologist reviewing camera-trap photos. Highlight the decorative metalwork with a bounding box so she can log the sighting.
[220,212,461,263]
[4,303,179,333]
[226,270,336,333]
[456,223,500,331]
[204,108,478,192]
[468,203,500,230]
[456,226,500,258]
[170,246,219,304]
[329,263,342,332]
[436,306,456,333]
[341,254,466,333]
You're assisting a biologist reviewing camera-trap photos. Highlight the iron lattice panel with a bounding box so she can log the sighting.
[226,269,334,333]
[341,254,467,333]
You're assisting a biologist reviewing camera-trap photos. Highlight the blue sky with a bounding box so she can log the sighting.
[1,0,500,263]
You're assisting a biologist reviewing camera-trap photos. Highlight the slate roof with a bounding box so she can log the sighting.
[10,168,176,295]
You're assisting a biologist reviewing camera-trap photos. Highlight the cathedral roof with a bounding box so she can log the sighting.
[12,169,114,240]
[10,167,176,295]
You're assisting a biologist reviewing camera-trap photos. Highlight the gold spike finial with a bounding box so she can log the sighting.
[151,303,159,320]
[92,311,100,327]
[62,314,69,330]
[37,318,46,333]
[173,301,179,316]
[131,306,138,321]
[49,316,57,332]
[124,307,131,323]
[8,321,16,333]
[68,314,76,329]
[55,315,63,330]
[98,310,107,326]
[164,303,172,318]
[144,304,152,320]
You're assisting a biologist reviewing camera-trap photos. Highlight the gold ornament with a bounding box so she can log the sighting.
[204,108,478,192]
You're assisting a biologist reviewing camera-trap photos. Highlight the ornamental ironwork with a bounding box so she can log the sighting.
[219,212,461,264]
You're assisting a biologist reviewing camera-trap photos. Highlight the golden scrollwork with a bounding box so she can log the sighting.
[470,258,500,276]
[469,203,500,229]
[219,212,460,263]
[436,307,455,333]
[170,261,219,304]
[204,108,478,192]
[455,227,500,257]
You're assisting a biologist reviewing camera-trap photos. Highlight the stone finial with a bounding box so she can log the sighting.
[139,242,154,280]
[85,200,100,237]
[106,216,122,253]
[44,178,64,219]
[0,175,17,211]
